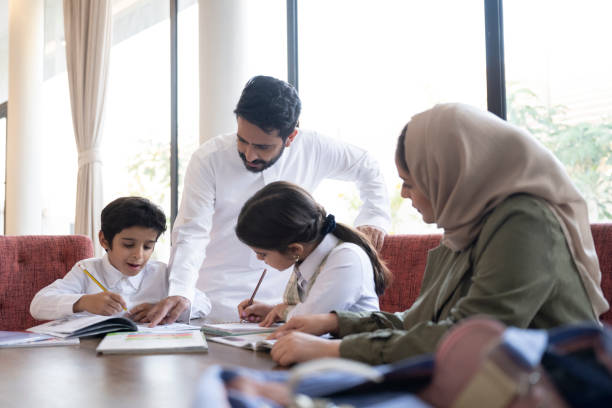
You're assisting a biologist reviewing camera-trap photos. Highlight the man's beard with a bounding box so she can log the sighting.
[238,144,285,173]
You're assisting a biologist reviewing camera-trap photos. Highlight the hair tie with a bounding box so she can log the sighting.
[322,214,336,235]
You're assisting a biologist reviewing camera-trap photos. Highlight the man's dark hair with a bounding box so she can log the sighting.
[234,75,301,140]
[100,196,167,248]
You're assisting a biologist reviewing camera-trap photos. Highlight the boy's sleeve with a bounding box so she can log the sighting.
[29,263,88,321]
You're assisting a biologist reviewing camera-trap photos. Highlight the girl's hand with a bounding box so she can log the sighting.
[237,300,273,322]
[260,303,289,327]
[129,303,156,322]
[271,332,341,366]
[73,292,127,316]
[269,313,339,339]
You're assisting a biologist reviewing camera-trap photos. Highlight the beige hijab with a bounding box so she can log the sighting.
[403,103,608,318]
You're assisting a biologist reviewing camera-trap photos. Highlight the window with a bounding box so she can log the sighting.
[505,0,612,221]
[298,0,486,233]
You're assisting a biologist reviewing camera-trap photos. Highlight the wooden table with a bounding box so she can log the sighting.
[0,336,278,408]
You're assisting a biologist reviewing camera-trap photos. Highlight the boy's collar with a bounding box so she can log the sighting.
[101,253,145,291]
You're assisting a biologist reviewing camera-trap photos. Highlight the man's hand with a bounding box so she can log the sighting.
[73,292,127,316]
[271,332,341,366]
[237,300,273,323]
[145,296,190,327]
[356,225,386,252]
[269,313,339,339]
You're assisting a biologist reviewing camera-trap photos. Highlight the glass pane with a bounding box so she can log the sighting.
[104,0,171,260]
[177,1,287,206]
[505,0,612,221]
[43,0,77,234]
[177,0,199,205]
[0,0,7,102]
[298,0,486,233]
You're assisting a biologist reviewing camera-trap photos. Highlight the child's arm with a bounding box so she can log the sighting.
[73,292,128,316]
[29,263,90,320]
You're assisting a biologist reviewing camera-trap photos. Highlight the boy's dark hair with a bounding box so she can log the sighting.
[236,181,391,295]
[233,75,301,140]
[100,197,167,248]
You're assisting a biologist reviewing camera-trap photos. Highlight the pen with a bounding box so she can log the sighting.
[79,263,128,312]
[247,268,267,307]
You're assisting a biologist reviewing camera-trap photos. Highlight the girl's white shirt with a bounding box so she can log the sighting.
[287,233,380,320]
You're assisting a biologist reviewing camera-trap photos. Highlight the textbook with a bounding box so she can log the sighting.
[207,333,276,351]
[0,330,79,348]
[27,313,202,338]
[96,330,208,354]
[200,322,279,337]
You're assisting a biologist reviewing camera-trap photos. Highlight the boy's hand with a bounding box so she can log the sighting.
[129,303,156,322]
[260,303,288,327]
[73,292,127,315]
[237,300,273,323]
[146,296,190,327]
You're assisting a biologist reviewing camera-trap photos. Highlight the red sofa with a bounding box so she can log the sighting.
[379,224,612,325]
[0,235,94,331]
[0,225,610,331]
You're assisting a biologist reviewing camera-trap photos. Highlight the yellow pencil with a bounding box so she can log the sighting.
[79,264,128,312]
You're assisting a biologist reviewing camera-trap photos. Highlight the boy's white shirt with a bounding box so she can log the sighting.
[29,254,211,321]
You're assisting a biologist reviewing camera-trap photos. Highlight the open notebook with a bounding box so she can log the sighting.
[28,313,201,338]
[201,322,280,337]
[0,331,79,348]
[207,333,276,351]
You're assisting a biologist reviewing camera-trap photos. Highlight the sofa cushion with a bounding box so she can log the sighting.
[0,235,94,330]
[592,224,612,324]
[379,234,442,313]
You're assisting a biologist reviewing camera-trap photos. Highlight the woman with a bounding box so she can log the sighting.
[235,181,391,326]
[268,103,608,366]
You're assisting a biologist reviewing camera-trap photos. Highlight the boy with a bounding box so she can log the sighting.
[30,197,211,321]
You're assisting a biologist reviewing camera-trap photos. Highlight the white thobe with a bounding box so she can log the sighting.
[168,129,391,322]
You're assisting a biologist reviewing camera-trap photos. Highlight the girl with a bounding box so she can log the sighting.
[235,181,391,326]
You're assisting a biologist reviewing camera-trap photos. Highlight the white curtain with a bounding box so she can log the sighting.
[63,0,112,256]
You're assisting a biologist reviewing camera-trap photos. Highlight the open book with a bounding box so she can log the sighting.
[201,322,279,337]
[0,331,79,348]
[208,333,276,351]
[28,313,201,338]
[96,330,208,355]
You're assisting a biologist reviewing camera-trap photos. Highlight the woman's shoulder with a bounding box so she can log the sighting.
[476,193,564,252]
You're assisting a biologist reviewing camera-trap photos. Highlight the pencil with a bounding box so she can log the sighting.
[246,268,267,307]
[79,263,128,312]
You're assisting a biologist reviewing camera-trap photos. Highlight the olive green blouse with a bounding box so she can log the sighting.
[336,194,597,365]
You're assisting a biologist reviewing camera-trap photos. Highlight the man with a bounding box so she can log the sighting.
[147,76,390,325]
